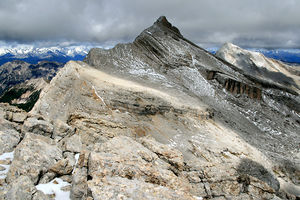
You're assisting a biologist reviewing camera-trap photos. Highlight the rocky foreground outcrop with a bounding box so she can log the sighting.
[1,16,300,199]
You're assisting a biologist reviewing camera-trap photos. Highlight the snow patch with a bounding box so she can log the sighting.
[36,178,71,200]
[129,68,166,80]
[74,153,80,166]
[72,153,80,174]
[0,151,14,160]
[192,55,197,66]
[239,108,282,136]
[193,196,203,200]
[177,67,215,97]
[92,85,106,106]
[0,151,14,179]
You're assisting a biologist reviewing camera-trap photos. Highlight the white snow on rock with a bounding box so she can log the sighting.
[0,151,14,179]
[0,44,93,57]
[74,153,80,166]
[0,151,14,160]
[92,85,107,106]
[36,178,71,200]
[194,196,203,200]
[72,153,80,174]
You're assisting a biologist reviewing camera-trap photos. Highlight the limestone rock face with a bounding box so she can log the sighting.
[0,123,20,155]
[88,177,197,200]
[70,167,88,200]
[88,136,190,191]
[6,133,62,184]
[22,117,54,137]
[4,176,36,200]
[53,119,75,139]
[140,137,184,170]
[0,104,23,155]
[60,134,82,153]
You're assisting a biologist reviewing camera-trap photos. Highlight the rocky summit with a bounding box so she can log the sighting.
[0,16,300,200]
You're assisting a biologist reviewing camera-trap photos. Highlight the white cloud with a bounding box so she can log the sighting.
[0,0,299,48]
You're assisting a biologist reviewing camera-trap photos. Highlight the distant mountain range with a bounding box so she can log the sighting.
[0,44,299,66]
[0,45,94,65]
[249,48,300,65]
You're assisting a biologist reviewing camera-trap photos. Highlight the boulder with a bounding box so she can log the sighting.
[6,133,62,184]
[32,190,51,200]
[5,111,27,123]
[53,119,75,138]
[60,134,82,153]
[0,120,20,154]
[4,176,36,200]
[70,167,88,200]
[49,158,73,175]
[22,117,53,137]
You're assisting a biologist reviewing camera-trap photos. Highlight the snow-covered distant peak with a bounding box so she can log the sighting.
[217,42,268,68]
[216,42,300,94]
[0,43,108,65]
[220,42,262,57]
[0,45,93,57]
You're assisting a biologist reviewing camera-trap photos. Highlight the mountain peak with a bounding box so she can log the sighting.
[223,42,237,48]
[153,16,181,36]
[155,16,171,26]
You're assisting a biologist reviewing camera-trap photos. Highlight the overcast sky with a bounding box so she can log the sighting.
[0,0,299,48]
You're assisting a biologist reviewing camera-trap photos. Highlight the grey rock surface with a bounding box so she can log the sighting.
[88,176,197,200]
[4,176,36,200]
[88,136,189,191]
[0,122,20,155]
[70,167,87,200]
[53,119,75,139]
[22,117,54,137]
[0,104,22,155]
[6,132,62,184]
[60,134,82,153]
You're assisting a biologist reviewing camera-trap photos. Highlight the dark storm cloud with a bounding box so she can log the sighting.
[0,0,300,48]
